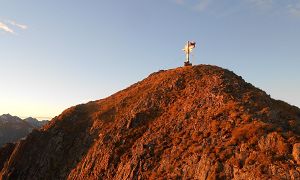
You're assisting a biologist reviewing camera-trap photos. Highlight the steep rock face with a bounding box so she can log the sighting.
[0,143,15,170]
[0,65,299,179]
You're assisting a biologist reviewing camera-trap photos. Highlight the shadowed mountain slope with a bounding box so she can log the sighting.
[23,117,48,128]
[0,115,49,148]
[0,65,299,179]
[0,114,33,147]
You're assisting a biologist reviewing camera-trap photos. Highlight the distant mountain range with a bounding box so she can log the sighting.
[0,114,49,147]
[23,117,49,128]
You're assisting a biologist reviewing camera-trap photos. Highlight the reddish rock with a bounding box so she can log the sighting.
[293,143,300,165]
[258,132,289,156]
[0,65,299,179]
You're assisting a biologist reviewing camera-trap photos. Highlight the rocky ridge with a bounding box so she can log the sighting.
[24,117,49,128]
[0,65,299,179]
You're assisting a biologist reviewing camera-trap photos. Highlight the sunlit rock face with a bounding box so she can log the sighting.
[0,65,299,179]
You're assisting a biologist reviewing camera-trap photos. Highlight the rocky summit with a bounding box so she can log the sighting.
[0,65,299,179]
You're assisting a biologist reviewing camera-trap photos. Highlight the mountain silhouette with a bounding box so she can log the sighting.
[0,114,33,147]
[0,114,48,148]
[24,117,49,128]
[0,65,299,179]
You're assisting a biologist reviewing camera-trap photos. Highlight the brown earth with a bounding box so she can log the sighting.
[0,65,299,179]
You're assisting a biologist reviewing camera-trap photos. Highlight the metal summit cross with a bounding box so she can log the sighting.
[182,41,196,66]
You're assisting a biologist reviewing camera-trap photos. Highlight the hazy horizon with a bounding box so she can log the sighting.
[0,113,52,121]
[1,0,300,119]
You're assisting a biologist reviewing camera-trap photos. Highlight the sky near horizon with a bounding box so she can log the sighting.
[0,0,300,120]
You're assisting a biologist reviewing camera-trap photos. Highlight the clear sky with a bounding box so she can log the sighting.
[0,0,300,120]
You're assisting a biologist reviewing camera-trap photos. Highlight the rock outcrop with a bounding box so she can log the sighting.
[0,65,299,179]
[293,143,300,165]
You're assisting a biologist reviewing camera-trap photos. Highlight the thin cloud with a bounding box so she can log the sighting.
[171,0,300,18]
[172,0,213,12]
[0,22,14,34]
[194,0,212,12]
[288,3,300,17]
[7,20,28,30]
[247,0,273,9]
[0,19,28,35]
[174,0,185,5]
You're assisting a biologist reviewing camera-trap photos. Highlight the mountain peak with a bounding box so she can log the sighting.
[0,114,22,122]
[1,65,299,179]
[0,114,13,119]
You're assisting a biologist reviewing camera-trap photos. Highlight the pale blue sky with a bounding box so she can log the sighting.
[0,0,300,119]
